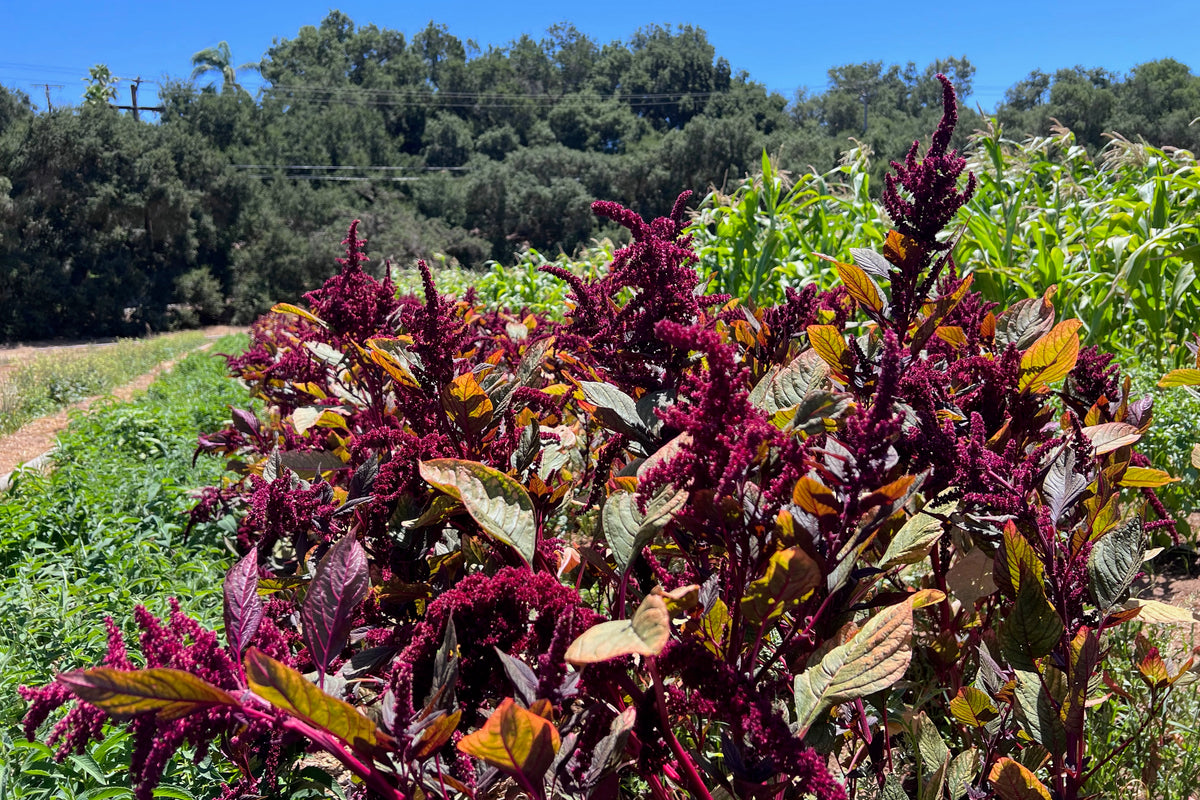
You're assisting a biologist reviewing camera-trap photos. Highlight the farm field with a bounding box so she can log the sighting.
[0,335,251,798]
[8,80,1200,800]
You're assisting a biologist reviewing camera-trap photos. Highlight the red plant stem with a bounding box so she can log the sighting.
[648,657,714,800]
[647,774,673,800]
[237,703,407,800]
[754,587,839,682]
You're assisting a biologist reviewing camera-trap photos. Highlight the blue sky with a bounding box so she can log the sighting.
[3,0,1197,114]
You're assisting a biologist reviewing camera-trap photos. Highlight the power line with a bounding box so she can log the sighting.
[241,174,427,182]
[232,163,469,171]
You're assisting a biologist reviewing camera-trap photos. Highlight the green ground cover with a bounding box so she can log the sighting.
[0,335,249,798]
[0,331,211,436]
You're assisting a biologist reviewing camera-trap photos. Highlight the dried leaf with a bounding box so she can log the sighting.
[1082,422,1142,455]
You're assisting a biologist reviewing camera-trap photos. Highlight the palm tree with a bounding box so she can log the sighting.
[190,41,258,92]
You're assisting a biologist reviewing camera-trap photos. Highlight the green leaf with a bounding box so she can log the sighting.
[419,458,537,566]
[603,487,688,573]
[244,647,381,748]
[999,571,1063,671]
[456,697,560,780]
[1158,368,1200,388]
[739,546,821,625]
[794,592,942,733]
[580,381,654,443]
[56,668,237,721]
[947,749,979,800]
[565,594,670,665]
[749,350,830,414]
[271,302,328,328]
[877,507,946,570]
[1088,516,1144,611]
[1013,668,1067,752]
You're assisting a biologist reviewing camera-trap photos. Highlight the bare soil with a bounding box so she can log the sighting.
[0,327,244,477]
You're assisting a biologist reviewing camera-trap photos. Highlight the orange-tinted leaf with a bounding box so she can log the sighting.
[740,547,821,624]
[56,668,236,721]
[949,686,998,728]
[935,326,967,348]
[367,338,421,388]
[411,710,462,759]
[806,325,848,371]
[988,757,1052,800]
[442,373,494,437]
[884,229,923,273]
[245,647,381,747]
[980,312,997,339]
[1019,320,1082,393]
[565,595,670,665]
[1138,651,1170,688]
[456,697,561,779]
[792,476,840,517]
[1119,467,1178,488]
[827,256,884,314]
[272,302,328,328]
[1157,368,1200,388]
[911,275,975,352]
[1082,422,1142,455]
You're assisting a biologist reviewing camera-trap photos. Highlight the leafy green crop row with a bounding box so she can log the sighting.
[0,336,249,799]
[0,331,211,436]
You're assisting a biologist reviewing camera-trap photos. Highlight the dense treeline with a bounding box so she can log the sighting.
[1,10,1197,340]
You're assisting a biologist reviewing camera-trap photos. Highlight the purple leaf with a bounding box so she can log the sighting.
[301,534,370,683]
[230,407,261,438]
[223,550,263,661]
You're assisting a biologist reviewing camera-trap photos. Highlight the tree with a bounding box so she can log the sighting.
[190,41,259,92]
[82,64,118,107]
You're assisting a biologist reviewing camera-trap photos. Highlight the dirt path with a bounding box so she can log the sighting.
[0,329,241,479]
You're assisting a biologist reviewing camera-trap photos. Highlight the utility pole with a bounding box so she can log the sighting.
[110,77,164,120]
[31,83,63,111]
